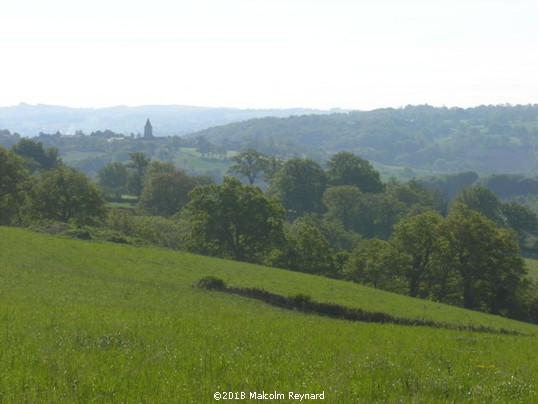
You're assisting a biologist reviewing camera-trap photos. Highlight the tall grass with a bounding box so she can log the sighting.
[0,227,537,402]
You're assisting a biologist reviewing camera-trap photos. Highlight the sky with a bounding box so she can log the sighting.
[1,0,537,110]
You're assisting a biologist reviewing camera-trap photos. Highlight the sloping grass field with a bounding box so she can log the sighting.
[0,227,537,402]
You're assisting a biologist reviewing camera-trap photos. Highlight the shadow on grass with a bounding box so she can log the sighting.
[194,276,522,336]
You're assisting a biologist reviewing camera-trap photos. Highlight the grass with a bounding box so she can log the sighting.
[174,147,233,174]
[372,161,446,181]
[61,150,106,163]
[106,195,138,210]
[0,226,537,402]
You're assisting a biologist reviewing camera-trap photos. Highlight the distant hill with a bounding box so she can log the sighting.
[188,104,538,174]
[0,103,332,137]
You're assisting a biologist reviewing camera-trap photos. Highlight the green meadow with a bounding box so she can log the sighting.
[0,227,537,402]
[174,147,233,174]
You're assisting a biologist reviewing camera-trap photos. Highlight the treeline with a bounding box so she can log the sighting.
[188,104,538,174]
[0,128,308,178]
[1,141,537,324]
[420,171,538,200]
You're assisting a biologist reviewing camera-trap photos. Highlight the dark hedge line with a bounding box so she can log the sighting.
[194,276,522,335]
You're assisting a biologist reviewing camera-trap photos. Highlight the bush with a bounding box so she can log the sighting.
[291,293,314,309]
[195,276,227,290]
[61,228,92,240]
[105,208,184,249]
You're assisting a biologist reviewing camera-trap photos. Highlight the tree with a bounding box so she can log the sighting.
[387,178,445,215]
[269,158,327,216]
[454,185,503,224]
[267,221,336,277]
[322,185,364,231]
[391,211,444,298]
[11,138,61,171]
[0,147,29,224]
[440,204,526,312]
[127,152,151,196]
[327,151,384,193]
[30,166,106,226]
[501,201,538,242]
[138,170,198,217]
[147,160,177,175]
[261,156,284,182]
[361,192,406,239]
[343,239,405,292]
[97,162,128,198]
[228,149,267,185]
[182,177,284,262]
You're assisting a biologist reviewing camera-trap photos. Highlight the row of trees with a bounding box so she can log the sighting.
[0,141,105,226]
[2,140,537,323]
[345,207,531,317]
[188,104,538,174]
[181,150,538,320]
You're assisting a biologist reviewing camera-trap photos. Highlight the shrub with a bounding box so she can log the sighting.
[195,276,227,291]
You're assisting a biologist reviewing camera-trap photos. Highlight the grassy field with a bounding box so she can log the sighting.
[373,162,444,181]
[174,147,234,174]
[0,227,537,402]
[61,150,106,164]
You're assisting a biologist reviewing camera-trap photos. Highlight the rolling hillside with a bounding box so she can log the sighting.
[0,227,537,402]
[0,104,328,137]
[188,104,538,174]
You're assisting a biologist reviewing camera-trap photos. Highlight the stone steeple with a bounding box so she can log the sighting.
[144,118,153,138]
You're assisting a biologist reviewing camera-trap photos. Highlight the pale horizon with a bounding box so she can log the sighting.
[2,0,538,111]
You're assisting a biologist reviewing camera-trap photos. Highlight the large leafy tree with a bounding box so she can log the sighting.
[127,152,151,196]
[30,166,106,226]
[391,211,444,298]
[261,156,284,182]
[327,151,384,193]
[267,221,336,277]
[440,204,526,312]
[182,177,284,262]
[322,185,364,231]
[97,162,129,198]
[0,147,29,224]
[361,192,406,239]
[147,160,177,175]
[501,201,538,242]
[11,138,61,171]
[138,170,198,217]
[270,158,327,216]
[228,149,267,185]
[343,238,405,292]
[388,178,446,215]
[454,185,503,224]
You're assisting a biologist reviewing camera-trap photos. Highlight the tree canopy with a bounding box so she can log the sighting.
[0,147,29,224]
[182,177,285,262]
[138,170,198,217]
[327,151,384,193]
[269,158,327,216]
[228,148,268,185]
[30,166,106,226]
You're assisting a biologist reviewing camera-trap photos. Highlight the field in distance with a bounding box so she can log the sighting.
[0,227,537,402]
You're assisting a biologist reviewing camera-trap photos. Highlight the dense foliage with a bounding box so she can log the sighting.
[5,104,538,179]
[1,139,537,324]
[181,178,285,262]
[189,104,538,174]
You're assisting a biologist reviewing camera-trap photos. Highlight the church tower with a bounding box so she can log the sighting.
[143,118,153,139]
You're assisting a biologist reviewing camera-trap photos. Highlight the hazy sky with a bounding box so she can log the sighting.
[1,0,537,110]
